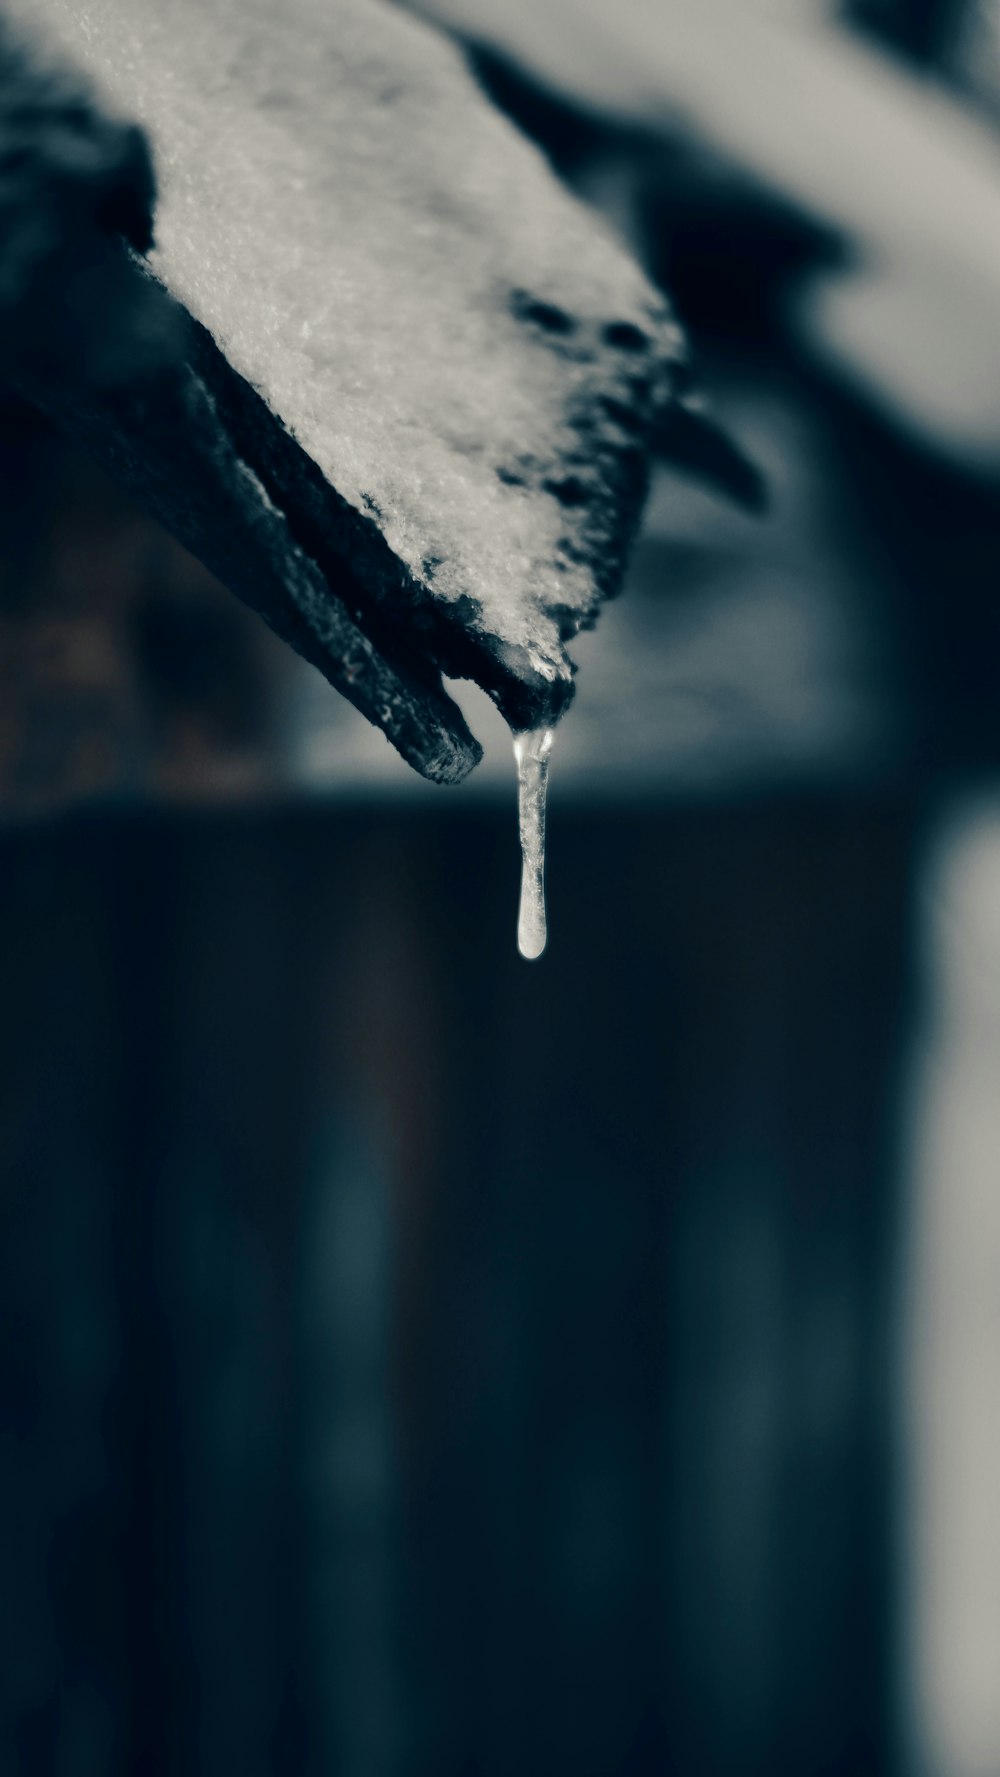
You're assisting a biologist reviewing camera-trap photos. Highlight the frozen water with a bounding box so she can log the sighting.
[514,726,553,959]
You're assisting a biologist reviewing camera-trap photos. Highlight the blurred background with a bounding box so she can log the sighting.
[3,0,1000,1773]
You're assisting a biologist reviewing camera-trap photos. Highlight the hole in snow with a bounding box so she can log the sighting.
[510,290,576,336]
[602,320,648,352]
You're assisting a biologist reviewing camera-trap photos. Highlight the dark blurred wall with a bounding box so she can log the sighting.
[0,798,913,1777]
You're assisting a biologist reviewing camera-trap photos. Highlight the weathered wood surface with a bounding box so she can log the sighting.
[5,0,699,775]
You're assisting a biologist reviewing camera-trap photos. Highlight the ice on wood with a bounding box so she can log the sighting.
[514,727,553,959]
[15,0,684,754]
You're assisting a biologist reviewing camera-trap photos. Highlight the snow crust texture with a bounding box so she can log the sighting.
[16,0,684,747]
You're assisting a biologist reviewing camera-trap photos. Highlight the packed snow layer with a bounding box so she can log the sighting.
[18,0,682,727]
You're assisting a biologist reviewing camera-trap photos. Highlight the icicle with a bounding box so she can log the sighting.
[513,726,553,960]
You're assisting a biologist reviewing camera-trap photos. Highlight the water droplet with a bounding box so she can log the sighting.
[514,726,553,960]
